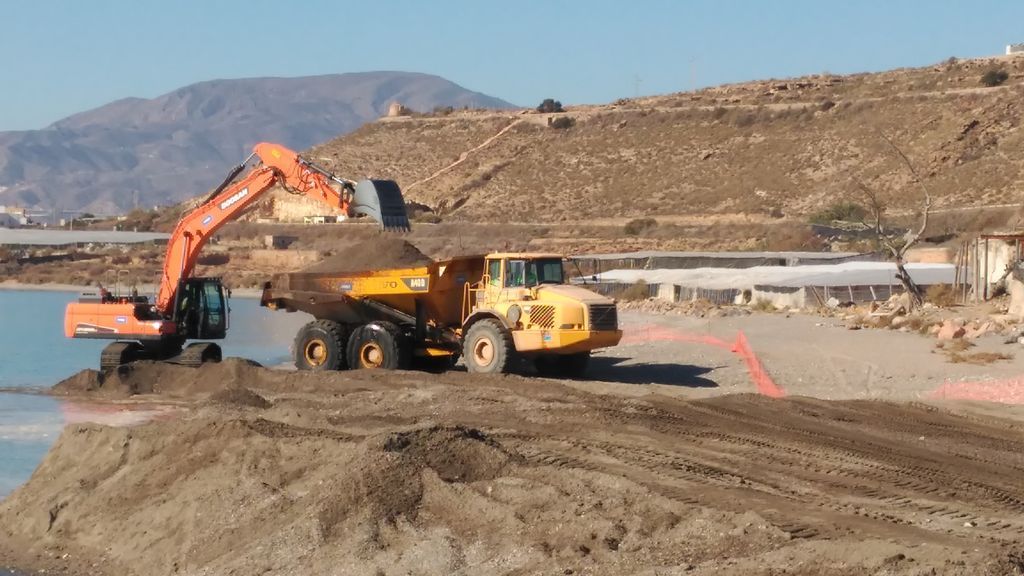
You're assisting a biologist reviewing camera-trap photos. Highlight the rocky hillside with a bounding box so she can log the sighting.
[275,56,1024,251]
[0,72,513,215]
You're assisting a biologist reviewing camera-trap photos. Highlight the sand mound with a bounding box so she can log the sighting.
[52,357,264,399]
[302,238,430,273]
[52,369,104,393]
[12,363,1024,575]
[208,387,272,409]
[319,426,519,541]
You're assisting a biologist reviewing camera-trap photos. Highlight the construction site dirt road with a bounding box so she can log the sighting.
[3,341,1024,575]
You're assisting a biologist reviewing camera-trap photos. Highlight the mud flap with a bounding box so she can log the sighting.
[351,179,411,232]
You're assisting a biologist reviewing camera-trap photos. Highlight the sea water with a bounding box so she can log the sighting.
[0,289,311,498]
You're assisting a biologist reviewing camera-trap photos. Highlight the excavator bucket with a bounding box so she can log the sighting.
[351,179,411,232]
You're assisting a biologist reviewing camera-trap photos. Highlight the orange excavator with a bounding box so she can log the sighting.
[63,142,410,370]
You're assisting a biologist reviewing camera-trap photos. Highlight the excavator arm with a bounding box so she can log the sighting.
[154,141,410,313]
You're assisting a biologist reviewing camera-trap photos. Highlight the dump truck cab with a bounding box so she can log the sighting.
[460,253,622,376]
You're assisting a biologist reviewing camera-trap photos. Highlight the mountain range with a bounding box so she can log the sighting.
[0,72,513,215]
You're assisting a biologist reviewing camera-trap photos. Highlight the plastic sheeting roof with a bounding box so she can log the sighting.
[592,262,957,289]
[0,229,170,246]
[574,250,863,261]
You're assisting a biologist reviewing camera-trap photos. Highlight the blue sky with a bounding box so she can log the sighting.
[1,0,1023,131]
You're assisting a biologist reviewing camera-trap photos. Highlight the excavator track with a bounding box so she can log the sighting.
[100,342,144,371]
[173,342,223,367]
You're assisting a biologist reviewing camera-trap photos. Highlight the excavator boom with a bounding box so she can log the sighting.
[155,142,409,314]
[64,141,411,368]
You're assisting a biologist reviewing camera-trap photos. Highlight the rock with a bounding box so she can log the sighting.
[826,297,840,308]
[1008,278,1024,317]
[964,321,994,340]
[937,319,966,340]
[890,316,909,329]
[890,292,912,311]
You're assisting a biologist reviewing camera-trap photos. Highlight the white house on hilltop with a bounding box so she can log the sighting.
[1007,43,1024,55]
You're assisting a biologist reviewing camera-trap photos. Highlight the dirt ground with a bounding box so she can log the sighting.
[3,311,1024,575]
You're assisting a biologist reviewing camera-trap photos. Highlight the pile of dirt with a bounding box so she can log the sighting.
[52,358,264,399]
[301,238,431,273]
[319,426,519,541]
[10,363,1024,575]
[208,387,272,409]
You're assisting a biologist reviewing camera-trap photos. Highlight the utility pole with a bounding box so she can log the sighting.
[633,74,642,98]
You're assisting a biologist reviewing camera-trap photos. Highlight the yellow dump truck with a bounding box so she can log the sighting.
[260,252,622,376]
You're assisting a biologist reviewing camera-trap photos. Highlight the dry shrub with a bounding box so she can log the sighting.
[981,68,1009,87]
[938,339,974,352]
[414,212,442,224]
[949,351,1012,365]
[904,315,929,334]
[751,299,777,312]
[549,116,576,130]
[732,112,758,128]
[197,253,230,266]
[925,284,957,307]
[624,218,658,236]
[763,226,827,251]
[618,280,650,301]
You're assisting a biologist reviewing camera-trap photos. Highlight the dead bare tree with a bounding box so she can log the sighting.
[852,133,933,309]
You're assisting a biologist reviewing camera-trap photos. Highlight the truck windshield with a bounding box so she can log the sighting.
[506,258,564,287]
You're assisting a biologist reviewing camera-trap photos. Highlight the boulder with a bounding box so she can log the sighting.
[1008,277,1024,319]
[936,319,966,340]
[964,321,994,340]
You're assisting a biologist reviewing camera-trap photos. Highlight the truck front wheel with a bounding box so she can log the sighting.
[294,320,349,371]
[346,321,411,370]
[463,319,513,374]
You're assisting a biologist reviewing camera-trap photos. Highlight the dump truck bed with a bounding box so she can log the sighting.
[260,255,487,329]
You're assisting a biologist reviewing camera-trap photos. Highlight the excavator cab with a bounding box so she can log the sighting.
[173,278,228,340]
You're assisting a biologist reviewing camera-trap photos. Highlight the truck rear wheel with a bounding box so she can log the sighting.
[463,319,513,374]
[294,320,349,371]
[346,321,411,370]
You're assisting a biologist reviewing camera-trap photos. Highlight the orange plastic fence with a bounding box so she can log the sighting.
[622,324,786,397]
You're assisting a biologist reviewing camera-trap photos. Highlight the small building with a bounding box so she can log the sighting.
[1007,43,1024,55]
[0,206,29,228]
[264,234,298,250]
[0,213,20,228]
[303,215,337,224]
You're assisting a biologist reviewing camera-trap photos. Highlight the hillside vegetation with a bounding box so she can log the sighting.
[260,56,1024,253]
